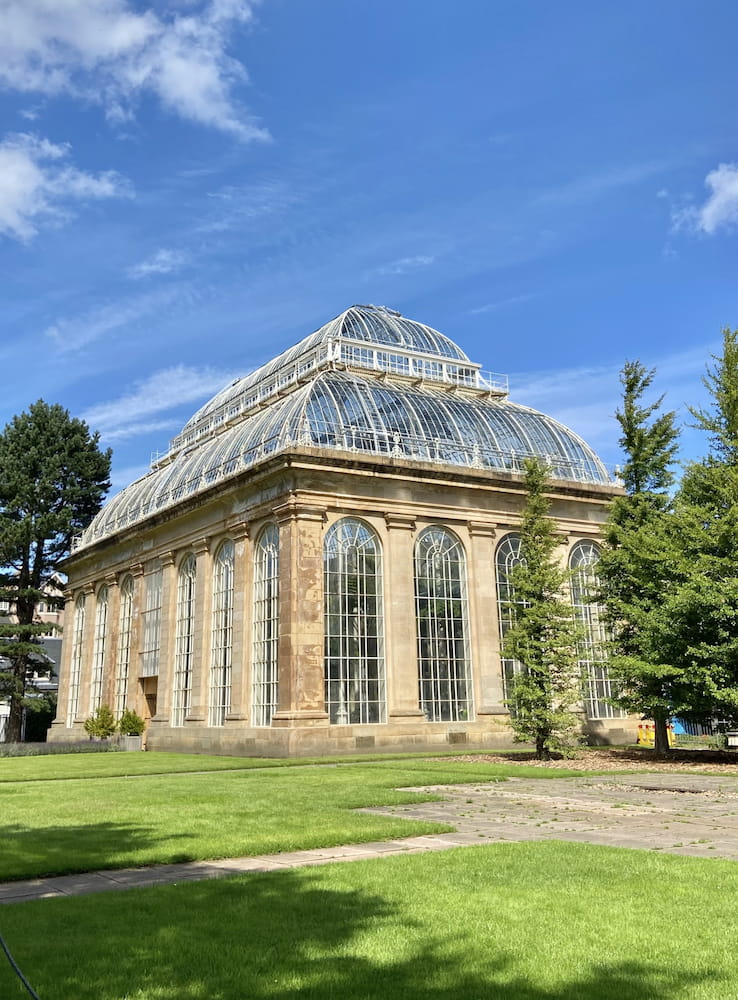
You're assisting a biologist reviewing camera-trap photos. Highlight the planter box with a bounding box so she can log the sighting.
[119,735,143,751]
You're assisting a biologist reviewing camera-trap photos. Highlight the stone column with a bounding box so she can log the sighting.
[225,524,250,724]
[50,588,75,734]
[271,499,329,726]
[383,513,425,722]
[102,573,119,711]
[152,551,176,724]
[466,521,507,715]
[186,537,211,724]
[126,563,145,717]
[77,583,96,723]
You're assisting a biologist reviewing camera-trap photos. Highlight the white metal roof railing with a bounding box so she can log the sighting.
[155,336,509,468]
[73,425,610,553]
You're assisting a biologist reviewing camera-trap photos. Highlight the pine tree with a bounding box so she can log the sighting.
[658,329,738,725]
[597,361,680,752]
[0,401,111,742]
[502,458,583,759]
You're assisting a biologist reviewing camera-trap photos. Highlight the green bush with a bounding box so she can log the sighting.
[84,704,117,739]
[118,709,145,736]
[0,741,122,756]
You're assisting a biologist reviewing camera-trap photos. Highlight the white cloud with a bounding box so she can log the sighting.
[467,294,535,315]
[0,131,130,240]
[45,286,178,352]
[673,163,738,235]
[128,247,187,279]
[82,363,238,441]
[0,0,268,139]
[376,255,435,276]
[537,160,672,207]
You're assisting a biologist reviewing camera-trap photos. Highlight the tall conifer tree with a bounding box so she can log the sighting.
[658,329,738,726]
[0,401,111,742]
[598,361,680,752]
[502,458,582,759]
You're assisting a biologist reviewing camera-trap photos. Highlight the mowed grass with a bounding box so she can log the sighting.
[0,756,583,881]
[3,841,737,1000]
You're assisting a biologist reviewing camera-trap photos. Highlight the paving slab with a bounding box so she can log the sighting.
[3,771,738,905]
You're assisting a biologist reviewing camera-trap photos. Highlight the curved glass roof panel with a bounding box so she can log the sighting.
[76,307,611,551]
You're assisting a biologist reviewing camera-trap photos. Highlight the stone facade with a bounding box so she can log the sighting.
[49,306,634,754]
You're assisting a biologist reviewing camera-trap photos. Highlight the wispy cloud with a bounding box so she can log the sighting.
[467,294,535,315]
[376,254,435,276]
[128,247,187,279]
[0,0,268,139]
[537,160,671,207]
[45,286,179,353]
[512,341,718,467]
[672,163,738,235]
[82,364,239,442]
[0,131,131,241]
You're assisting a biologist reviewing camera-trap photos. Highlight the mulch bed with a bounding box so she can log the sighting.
[437,748,738,774]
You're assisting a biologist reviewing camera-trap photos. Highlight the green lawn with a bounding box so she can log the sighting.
[2,841,737,1000]
[0,757,583,881]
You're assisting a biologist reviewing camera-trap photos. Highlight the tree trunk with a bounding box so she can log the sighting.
[535,735,551,760]
[653,713,671,753]
[6,689,24,742]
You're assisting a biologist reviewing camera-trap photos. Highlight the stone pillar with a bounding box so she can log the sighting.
[226,524,251,724]
[102,573,119,711]
[383,513,425,722]
[50,589,75,734]
[77,583,96,722]
[186,537,211,724]
[271,499,329,726]
[126,563,145,717]
[467,521,507,715]
[152,551,176,724]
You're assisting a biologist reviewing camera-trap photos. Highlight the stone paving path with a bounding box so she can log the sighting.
[3,771,737,905]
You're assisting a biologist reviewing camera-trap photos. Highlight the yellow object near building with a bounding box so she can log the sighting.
[637,722,675,747]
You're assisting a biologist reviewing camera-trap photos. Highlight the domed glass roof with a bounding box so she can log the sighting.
[75,305,611,550]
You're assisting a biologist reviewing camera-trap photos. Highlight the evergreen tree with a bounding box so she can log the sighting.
[0,401,111,742]
[597,361,680,752]
[502,458,583,759]
[658,329,738,725]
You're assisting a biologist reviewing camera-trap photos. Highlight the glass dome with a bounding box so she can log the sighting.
[76,306,611,549]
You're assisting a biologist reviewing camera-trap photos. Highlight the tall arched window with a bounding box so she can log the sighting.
[67,593,86,726]
[115,576,134,718]
[414,526,472,722]
[140,566,162,677]
[172,554,197,728]
[324,518,385,724]
[569,540,626,720]
[252,524,279,727]
[495,534,526,698]
[89,585,109,713]
[209,540,235,726]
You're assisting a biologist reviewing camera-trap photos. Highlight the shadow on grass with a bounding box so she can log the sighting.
[0,822,191,881]
[3,869,720,1000]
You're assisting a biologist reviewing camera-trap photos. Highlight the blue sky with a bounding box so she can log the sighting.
[1,0,736,492]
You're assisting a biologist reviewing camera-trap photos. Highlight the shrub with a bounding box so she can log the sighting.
[118,709,145,736]
[0,741,122,757]
[84,704,117,739]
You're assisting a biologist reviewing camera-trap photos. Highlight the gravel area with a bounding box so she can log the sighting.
[436,748,738,774]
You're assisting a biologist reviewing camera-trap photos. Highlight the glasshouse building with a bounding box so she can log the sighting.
[50,304,631,754]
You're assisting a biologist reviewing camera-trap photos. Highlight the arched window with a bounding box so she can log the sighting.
[324,518,385,724]
[414,527,472,722]
[252,524,279,727]
[495,534,526,698]
[209,540,235,726]
[115,576,134,718]
[172,554,197,728]
[89,585,109,713]
[140,566,162,677]
[67,593,86,726]
[569,540,626,720]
